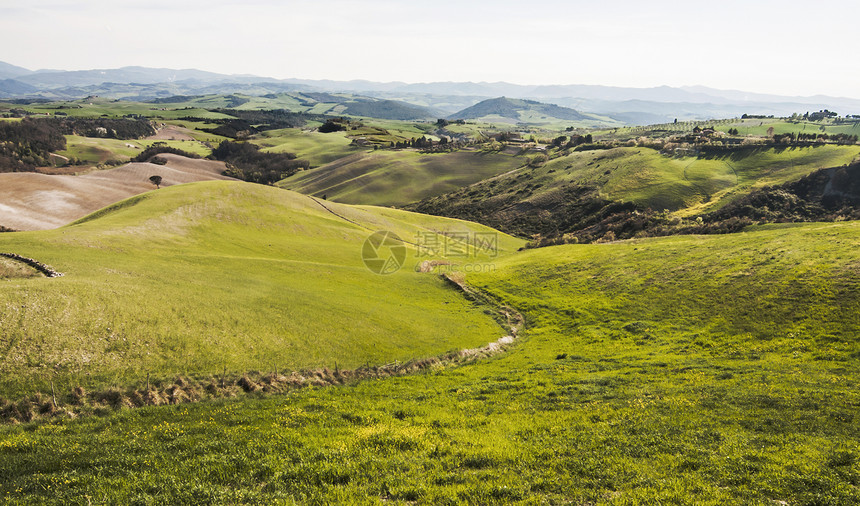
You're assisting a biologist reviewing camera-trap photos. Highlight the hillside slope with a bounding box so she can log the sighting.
[3,221,858,503]
[0,181,523,396]
[409,145,860,240]
[0,154,234,230]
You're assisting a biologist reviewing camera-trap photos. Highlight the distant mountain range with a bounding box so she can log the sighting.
[2,62,859,124]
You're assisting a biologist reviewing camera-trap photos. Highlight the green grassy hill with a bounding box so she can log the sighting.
[0,181,523,397]
[279,149,527,206]
[409,145,860,239]
[2,221,858,503]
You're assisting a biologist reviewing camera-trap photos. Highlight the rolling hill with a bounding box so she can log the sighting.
[408,145,860,241]
[2,218,858,503]
[449,96,617,127]
[0,180,524,398]
[278,149,527,206]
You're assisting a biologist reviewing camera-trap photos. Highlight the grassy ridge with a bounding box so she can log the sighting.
[0,181,523,398]
[280,150,526,206]
[1,221,858,503]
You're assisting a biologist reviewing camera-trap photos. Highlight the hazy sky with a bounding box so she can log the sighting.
[2,0,858,98]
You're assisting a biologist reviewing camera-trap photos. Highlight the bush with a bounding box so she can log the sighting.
[318,119,348,133]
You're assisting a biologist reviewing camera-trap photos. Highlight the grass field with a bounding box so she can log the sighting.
[0,181,523,399]
[1,220,857,503]
[279,149,527,206]
[251,128,363,167]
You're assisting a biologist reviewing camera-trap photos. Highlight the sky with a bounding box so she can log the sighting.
[2,0,858,98]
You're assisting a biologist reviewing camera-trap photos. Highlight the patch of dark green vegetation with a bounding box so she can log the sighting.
[70,193,151,225]
[0,117,66,171]
[130,143,201,162]
[212,140,309,184]
[317,118,347,133]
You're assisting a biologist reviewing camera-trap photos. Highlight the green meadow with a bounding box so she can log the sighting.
[0,181,522,399]
[279,150,526,206]
[1,217,857,504]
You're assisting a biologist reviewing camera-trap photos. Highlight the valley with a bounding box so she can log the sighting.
[1,83,859,504]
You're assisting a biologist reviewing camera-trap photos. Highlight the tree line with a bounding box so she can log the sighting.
[0,117,155,172]
[0,117,67,172]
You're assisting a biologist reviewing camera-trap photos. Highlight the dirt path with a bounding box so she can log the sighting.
[0,154,235,231]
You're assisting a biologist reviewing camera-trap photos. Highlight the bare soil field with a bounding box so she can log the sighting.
[146,125,197,141]
[0,154,234,231]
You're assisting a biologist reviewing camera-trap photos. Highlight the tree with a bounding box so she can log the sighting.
[149,175,163,189]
